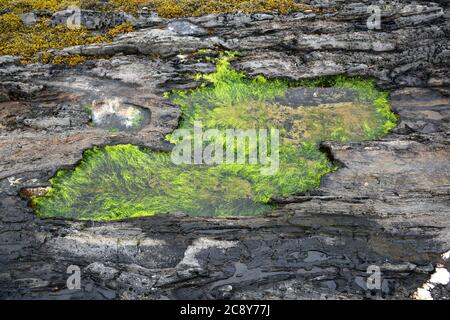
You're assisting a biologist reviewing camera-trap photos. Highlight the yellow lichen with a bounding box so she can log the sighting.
[0,0,76,13]
[154,0,313,18]
[0,13,109,63]
[31,58,396,220]
[1,0,316,16]
[147,0,316,18]
[0,12,133,65]
[47,54,88,65]
[106,22,134,38]
[110,0,148,13]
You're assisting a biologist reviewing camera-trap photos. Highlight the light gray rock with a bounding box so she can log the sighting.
[19,12,38,26]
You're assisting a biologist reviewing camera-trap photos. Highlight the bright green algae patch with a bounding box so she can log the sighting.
[34,145,274,219]
[32,55,397,220]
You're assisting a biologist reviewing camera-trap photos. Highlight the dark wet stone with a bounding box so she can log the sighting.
[0,1,449,300]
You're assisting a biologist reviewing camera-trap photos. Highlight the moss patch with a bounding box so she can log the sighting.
[149,0,315,18]
[0,13,136,64]
[0,1,313,62]
[32,54,397,220]
[0,12,109,63]
[33,145,272,219]
[106,21,134,38]
[1,0,316,17]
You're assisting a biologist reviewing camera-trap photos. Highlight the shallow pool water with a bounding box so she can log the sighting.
[90,98,150,132]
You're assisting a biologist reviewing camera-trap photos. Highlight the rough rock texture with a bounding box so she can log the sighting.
[50,8,164,30]
[51,9,135,30]
[0,1,449,300]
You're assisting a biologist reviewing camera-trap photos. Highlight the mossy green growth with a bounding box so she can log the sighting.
[32,54,397,220]
[171,53,395,142]
[33,145,272,220]
[0,1,316,62]
[0,12,133,64]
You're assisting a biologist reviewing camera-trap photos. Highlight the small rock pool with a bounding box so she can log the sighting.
[89,98,150,132]
[31,54,397,220]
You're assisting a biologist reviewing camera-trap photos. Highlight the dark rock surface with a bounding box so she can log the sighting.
[0,1,449,300]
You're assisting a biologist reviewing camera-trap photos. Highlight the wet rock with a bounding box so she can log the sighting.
[320,281,337,290]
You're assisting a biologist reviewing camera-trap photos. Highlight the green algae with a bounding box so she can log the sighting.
[32,54,397,220]
[34,145,272,219]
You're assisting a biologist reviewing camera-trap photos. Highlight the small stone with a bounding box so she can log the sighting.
[19,13,38,26]
[168,20,208,36]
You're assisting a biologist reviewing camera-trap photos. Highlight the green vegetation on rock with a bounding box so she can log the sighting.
[148,0,315,18]
[0,0,313,62]
[0,7,133,64]
[32,53,397,220]
[0,0,315,17]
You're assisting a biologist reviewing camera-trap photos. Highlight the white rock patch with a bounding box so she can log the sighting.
[429,267,450,285]
[442,250,450,261]
[178,237,238,268]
